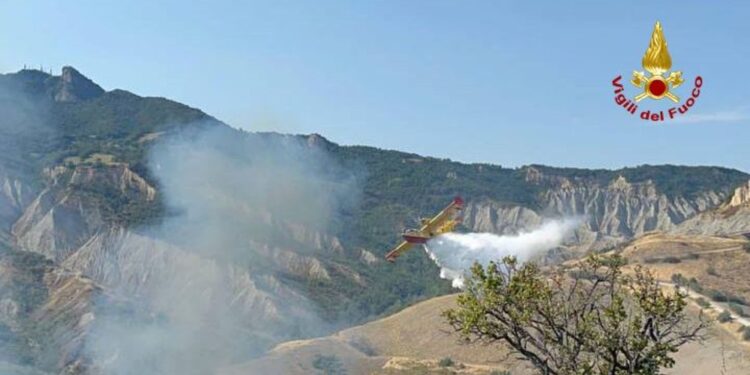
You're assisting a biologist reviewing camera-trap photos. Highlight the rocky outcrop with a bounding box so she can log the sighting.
[12,187,105,261]
[62,228,326,342]
[254,242,331,281]
[51,67,104,102]
[673,180,750,236]
[0,172,35,245]
[464,175,728,251]
[728,181,750,208]
[12,165,155,261]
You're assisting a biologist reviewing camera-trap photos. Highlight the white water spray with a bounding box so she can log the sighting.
[424,218,580,288]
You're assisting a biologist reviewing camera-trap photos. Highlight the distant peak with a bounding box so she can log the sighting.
[727,180,750,207]
[305,133,334,148]
[53,66,104,102]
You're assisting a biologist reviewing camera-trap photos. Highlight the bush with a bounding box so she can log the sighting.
[695,297,711,309]
[312,354,347,375]
[438,357,455,367]
[743,326,750,341]
[348,337,375,356]
[727,294,749,306]
[706,266,719,276]
[729,303,749,317]
[707,289,748,305]
[644,256,681,264]
[688,278,703,293]
[671,273,686,286]
[708,289,728,302]
[718,310,733,323]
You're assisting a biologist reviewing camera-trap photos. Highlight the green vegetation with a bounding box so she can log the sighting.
[644,254,698,264]
[3,68,750,330]
[706,266,719,276]
[718,310,733,323]
[671,273,703,293]
[0,250,54,367]
[729,303,749,317]
[706,289,748,305]
[445,255,705,375]
[347,337,376,356]
[695,297,711,309]
[312,354,347,375]
[438,357,455,367]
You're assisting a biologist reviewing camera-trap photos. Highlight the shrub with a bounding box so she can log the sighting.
[694,297,711,309]
[708,289,728,303]
[743,326,750,341]
[348,337,375,356]
[671,273,686,286]
[644,256,681,264]
[688,278,703,293]
[706,266,719,276]
[727,294,749,306]
[312,354,347,375]
[438,357,455,367]
[717,310,733,323]
[729,303,749,317]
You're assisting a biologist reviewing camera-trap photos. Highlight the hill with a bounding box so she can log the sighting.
[221,292,750,375]
[0,66,749,374]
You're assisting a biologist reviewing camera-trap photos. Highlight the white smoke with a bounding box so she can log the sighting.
[84,126,360,375]
[424,218,581,288]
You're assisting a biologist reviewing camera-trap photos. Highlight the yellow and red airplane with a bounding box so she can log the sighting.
[385,196,464,262]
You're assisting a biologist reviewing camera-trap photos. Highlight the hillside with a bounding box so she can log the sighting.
[222,293,750,375]
[0,67,749,374]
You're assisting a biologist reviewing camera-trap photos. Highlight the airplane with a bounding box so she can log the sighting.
[385,196,464,262]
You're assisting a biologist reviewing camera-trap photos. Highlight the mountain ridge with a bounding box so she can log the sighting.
[1,66,749,374]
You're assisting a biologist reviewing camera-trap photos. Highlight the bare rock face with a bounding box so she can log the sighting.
[0,171,35,245]
[33,269,101,371]
[463,202,542,235]
[62,228,326,342]
[728,181,750,207]
[11,165,156,261]
[673,180,750,236]
[464,174,727,251]
[253,241,331,281]
[51,67,105,103]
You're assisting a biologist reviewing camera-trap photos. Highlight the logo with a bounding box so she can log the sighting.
[612,21,703,122]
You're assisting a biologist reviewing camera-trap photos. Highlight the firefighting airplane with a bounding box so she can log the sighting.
[385,196,464,262]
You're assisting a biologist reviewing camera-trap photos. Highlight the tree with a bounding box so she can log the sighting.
[443,255,706,375]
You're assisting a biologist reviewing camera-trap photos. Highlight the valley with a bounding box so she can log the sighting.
[0,67,749,374]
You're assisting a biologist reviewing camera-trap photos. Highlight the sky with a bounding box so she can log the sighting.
[1,1,749,171]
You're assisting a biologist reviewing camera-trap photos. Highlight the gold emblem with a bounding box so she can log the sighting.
[631,22,684,102]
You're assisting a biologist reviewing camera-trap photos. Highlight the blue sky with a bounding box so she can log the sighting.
[1,1,749,171]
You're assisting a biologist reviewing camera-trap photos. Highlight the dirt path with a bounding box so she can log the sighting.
[662,281,750,326]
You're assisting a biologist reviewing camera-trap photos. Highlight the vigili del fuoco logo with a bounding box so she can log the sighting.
[612,21,702,122]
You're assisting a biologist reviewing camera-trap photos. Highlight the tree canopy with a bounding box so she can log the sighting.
[444,255,706,375]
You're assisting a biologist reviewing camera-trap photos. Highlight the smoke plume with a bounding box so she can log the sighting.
[86,125,359,375]
[424,218,581,288]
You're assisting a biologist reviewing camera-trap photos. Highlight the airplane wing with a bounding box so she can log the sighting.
[385,241,413,262]
[385,197,464,262]
[420,197,464,234]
